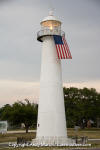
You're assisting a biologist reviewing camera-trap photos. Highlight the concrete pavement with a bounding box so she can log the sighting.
[7,130,36,134]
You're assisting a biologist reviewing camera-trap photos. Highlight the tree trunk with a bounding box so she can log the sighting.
[25,125,29,133]
[97,118,100,128]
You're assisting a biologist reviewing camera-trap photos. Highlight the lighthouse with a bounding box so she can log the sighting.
[33,11,73,146]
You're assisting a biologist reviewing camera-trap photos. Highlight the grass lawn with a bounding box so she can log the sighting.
[0,146,100,150]
[0,128,100,143]
[0,147,98,150]
[67,128,100,139]
[0,132,36,143]
[0,128,100,149]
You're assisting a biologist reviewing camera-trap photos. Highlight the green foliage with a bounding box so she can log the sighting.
[0,87,100,130]
[0,99,38,133]
[0,104,12,121]
[64,87,100,128]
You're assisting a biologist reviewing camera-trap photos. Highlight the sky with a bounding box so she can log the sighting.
[0,0,100,106]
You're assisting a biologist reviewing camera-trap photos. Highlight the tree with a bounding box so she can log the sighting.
[0,99,38,133]
[64,87,100,128]
[0,87,100,131]
[0,104,12,121]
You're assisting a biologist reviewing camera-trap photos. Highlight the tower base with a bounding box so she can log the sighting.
[32,137,75,146]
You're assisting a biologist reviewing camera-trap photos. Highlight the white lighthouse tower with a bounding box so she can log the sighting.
[33,11,73,146]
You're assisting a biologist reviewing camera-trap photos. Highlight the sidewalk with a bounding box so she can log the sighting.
[7,130,36,134]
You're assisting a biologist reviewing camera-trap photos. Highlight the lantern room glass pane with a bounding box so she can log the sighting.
[41,20,61,30]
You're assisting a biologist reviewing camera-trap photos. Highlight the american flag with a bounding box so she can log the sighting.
[53,35,72,59]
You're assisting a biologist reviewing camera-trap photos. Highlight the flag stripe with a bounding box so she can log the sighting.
[62,36,72,59]
[56,45,60,59]
[62,39,68,59]
[63,36,72,58]
[58,45,61,59]
[61,45,65,59]
[53,35,72,59]
[62,36,70,58]
[58,45,62,59]
[65,39,70,58]
[63,45,66,59]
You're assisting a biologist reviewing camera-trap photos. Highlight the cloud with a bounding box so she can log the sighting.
[0,0,100,106]
[0,80,40,107]
[0,0,100,82]
[0,80,100,107]
[63,80,100,93]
